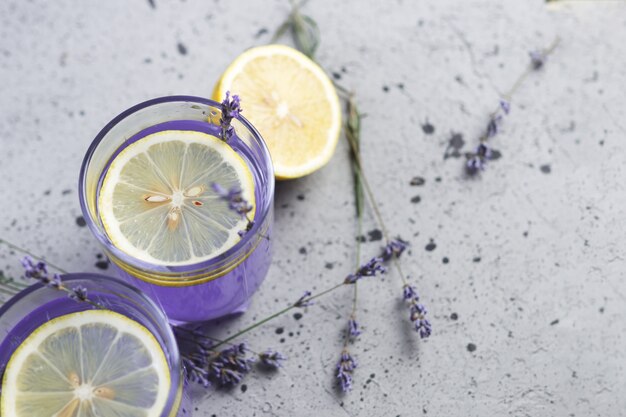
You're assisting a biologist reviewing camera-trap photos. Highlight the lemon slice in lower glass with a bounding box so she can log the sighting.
[0,310,171,417]
[213,44,342,180]
[98,130,256,266]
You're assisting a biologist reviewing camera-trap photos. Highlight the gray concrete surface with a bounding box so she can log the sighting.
[1,0,625,416]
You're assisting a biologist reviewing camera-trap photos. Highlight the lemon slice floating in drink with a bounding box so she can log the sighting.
[214,44,341,180]
[98,130,255,266]
[1,310,170,417]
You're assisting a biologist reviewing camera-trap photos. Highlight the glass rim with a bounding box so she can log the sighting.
[78,95,275,277]
[0,273,182,416]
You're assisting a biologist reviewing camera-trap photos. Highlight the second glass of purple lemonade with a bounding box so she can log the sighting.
[79,96,274,323]
[0,274,189,417]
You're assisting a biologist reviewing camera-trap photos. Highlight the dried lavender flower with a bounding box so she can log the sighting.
[336,349,357,392]
[464,40,558,177]
[499,99,511,115]
[212,183,253,217]
[529,50,546,70]
[294,290,313,308]
[21,257,61,289]
[69,286,89,302]
[486,114,503,138]
[210,343,255,386]
[348,318,361,338]
[402,284,418,301]
[381,238,409,262]
[182,357,211,388]
[410,303,432,339]
[258,349,286,368]
[220,91,242,141]
[466,143,493,175]
[344,257,386,284]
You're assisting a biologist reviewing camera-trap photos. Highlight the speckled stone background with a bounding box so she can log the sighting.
[1,0,625,416]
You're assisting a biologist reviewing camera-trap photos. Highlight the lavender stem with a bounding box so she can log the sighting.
[0,238,69,274]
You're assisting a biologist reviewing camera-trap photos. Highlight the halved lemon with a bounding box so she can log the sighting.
[98,130,255,266]
[1,310,171,417]
[213,44,342,180]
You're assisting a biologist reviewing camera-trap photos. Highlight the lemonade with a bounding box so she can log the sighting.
[79,97,274,323]
[0,274,187,417]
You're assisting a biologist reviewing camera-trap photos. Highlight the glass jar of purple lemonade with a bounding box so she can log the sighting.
[0,273,189,417]
[79,96,274,323]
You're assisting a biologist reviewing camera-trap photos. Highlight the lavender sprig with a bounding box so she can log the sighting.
[182,356,211,388]
[273,0,320,59]
[294,290,314,307]
[68,285,89,302]
[21,257,102,308]
[21,257,61,289]
[381,238,409,262]
[340,93,434,338]
[403,284,431,339]
[347,318,361,338]
[336,92,366,392]
[219,91,241,142]
[336,350,357,392]
[465,38,560,175]
[344,256,386,284]
[212,183,253,216]
[210,343,255,386]
[174,326,285,386]
[259,349,287,368]
[212,182,255,237]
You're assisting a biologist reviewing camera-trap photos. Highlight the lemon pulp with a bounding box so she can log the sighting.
[98,129,256,266]
[0,310,171,417]
[214,44,341,180]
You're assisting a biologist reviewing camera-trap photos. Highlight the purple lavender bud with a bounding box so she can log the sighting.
[344,273,359,284]
[476,143,492,159]
[402,284,418,301]
[486,114,502,138]
[417,318,432,339]
[220,91,242,141]
[344,257,386,284]
[182,357,211,388]
[21,256,47,279]
[409,302,432,339]
[259,349,286,368]
[499,99,511,115]
[348,318,361,337]
[294,290,314,307]
[209,343,254,386]
[212,183,253,217]
[529,50,545,70]
[69,286,88,302]
[21,257,64,290]
[466,155,484,175]
[49,273,62,289]
[381,238,409,261]
[336,350,357,392]
[466,143,493,175]
[211,182,228,197]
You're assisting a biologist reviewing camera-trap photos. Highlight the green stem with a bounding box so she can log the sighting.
[0,286,18,297]
[344,121,410,286]
[211,281,346,349]
[501,37,561,102]
[174,329,262,356]
[344,137,391,243]
[0,238,69,274]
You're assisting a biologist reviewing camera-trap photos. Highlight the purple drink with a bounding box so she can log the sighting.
[0,274,190,417]
[79,97,274,323]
